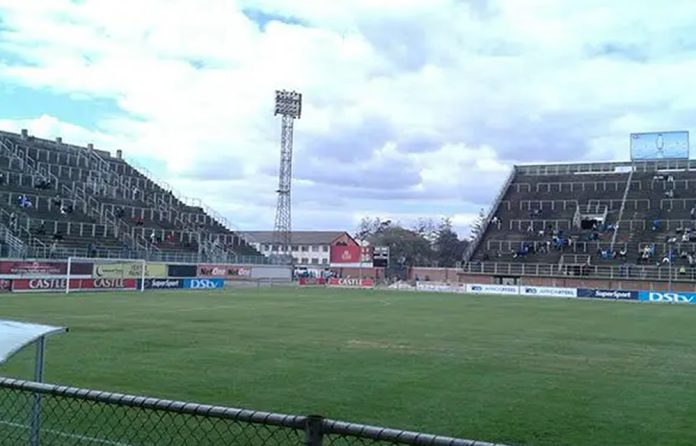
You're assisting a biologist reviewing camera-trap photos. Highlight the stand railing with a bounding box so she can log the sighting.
[463,166,516,262]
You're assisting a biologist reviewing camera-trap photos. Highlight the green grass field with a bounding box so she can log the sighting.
[1,287,695,446]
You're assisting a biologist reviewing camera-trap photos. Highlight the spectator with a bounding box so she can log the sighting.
[52,231,63,241]
[619,246,627,259]
[0,172,4,185]
[49,241,57,258]
[53,194,61,207]
[665,189,674,198]
[149,231,156,244]
[682,232,690,243]
[9,212,17,231]
[652,219,661,231]
[691,206,696,220]
[36,221,46,236]
[114,206,124,218]
[132,187,140,200]
[526,223,534,233]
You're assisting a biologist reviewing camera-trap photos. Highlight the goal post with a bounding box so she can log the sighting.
[66,257,147,294]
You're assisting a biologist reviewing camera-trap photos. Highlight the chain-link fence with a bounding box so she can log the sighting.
[0,377,508,446]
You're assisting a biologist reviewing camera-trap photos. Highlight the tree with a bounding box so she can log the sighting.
[356,219,435,269]
[469,208,487,241]
[433,218,467,267]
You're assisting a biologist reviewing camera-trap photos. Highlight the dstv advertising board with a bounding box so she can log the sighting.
[639,291,696,304]
[183,278,225,289]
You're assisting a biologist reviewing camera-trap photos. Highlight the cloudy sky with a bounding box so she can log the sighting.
[1,0,696,236]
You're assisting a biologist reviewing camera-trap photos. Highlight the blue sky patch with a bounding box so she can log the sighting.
[0,84,122,129]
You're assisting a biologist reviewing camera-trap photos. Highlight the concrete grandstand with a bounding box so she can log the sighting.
[462,158,696,285]
[0,129,264,263]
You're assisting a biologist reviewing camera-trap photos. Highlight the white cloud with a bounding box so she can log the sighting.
[2,0,696,237]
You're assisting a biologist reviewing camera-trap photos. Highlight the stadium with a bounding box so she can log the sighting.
[2,4,696,446]
[1,125,695,446]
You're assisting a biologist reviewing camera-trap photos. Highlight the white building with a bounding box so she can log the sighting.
[245,231,358,266]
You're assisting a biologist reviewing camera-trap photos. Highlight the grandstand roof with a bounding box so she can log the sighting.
[0,320,67,365]
[246,231,352,245]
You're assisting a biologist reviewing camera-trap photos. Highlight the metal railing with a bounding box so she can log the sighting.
[463,166,517,262]
[462,261,691,282]
[0,377,507,446]
[610,166,635,252]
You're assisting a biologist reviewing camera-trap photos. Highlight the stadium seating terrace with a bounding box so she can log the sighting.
[0,129,263,262]
[465,159,696,281]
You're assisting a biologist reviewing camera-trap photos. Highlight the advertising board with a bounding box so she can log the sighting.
[520,286,577,298]
[415,282,466,293]
[577,288,637,300]
[466,284,519,295]
[298,277,327,286]
[638,291,696,304]
[330,245,361,264]
[93,262,167,279]
[168,264,198,278]
[183,278,225,289]
[142,279,184,290]
[630,131,689,160]
[327,278,375,288]
[197,264,252,279]
[0,261,92,276]
[12,278,137,292]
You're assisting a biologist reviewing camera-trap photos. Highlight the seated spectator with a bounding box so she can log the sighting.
[0,172,4,185]
[53,194,61,207]
[679,266,687,275]
[114,206,124,218]
[526,224,534,233]
[149,231,156,244]
[652,219,661,231]
[665,189,674,198]
[52,231,63,241]
[691,207,696,220]
[537,229,545,237]
[49,241,57,258]
[682,232,690,243]
[36,221,46,236]
[619,247,627,259]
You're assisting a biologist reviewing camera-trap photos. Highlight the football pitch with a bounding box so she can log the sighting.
[1,287,695,446]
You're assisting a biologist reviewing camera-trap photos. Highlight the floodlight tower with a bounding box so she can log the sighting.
[272,90,302,256]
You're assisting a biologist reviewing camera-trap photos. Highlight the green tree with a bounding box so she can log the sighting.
[469,208,487,241]
[433,217,467,267]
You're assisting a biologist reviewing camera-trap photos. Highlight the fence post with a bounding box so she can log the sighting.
[304,415,324,446]
[30,336,46,446]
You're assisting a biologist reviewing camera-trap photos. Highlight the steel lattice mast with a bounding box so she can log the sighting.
[272,90,302,257]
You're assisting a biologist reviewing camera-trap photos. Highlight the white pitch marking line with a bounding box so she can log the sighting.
[0,419,136,446]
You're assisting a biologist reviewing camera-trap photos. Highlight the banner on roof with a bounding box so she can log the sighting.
[630,131,689,160]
